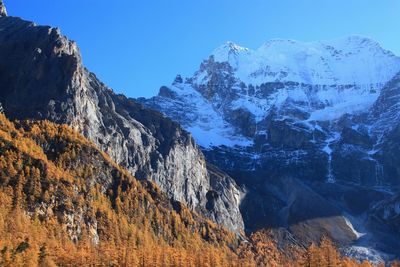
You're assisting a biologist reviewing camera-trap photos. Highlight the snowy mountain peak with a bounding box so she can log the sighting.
[258,35,384,56]
[208,36,400,86]
[212,41,249,62]
[144,36,400,149]
[328,35,385,49]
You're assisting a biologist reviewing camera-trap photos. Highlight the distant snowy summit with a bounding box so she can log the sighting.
[142,36,400,148]
[210,36,400,86]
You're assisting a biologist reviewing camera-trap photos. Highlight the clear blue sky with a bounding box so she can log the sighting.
[6,0,400,98]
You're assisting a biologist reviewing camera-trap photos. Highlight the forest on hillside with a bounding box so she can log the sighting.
[0,113,396,266]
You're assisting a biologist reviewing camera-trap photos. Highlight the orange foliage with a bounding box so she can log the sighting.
[0,114,248,266]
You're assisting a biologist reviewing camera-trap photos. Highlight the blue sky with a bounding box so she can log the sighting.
[6,0,400,98]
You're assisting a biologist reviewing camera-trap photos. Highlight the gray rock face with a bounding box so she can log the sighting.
[206,164,244,231]
[0,16,244,233]
[0,0,7,17]
[370,193,400,234]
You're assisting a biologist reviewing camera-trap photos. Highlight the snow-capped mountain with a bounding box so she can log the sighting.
[212,36,399,85]
[141,36,400,261]
[144,36,400,148]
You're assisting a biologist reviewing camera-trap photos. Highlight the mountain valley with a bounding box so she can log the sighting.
[0,1,400,265]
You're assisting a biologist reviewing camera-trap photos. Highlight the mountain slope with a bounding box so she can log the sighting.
[0,113,246,266]
[141,37,400,262]
[0,3,398,263]
[0,15,243,233]
[0,113,376,266]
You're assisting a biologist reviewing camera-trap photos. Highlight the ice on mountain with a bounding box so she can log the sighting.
[150,36,400,150]
[211,36,400,86]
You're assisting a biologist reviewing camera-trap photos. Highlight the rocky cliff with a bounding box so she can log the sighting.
[0,15,244,233]
[0,113,251,266]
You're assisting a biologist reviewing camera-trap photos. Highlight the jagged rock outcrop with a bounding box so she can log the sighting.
[0,16,244,233]
[370,194,400,234]
[371,194,400,233]
[205,164,244,230]
[0,0,7,17]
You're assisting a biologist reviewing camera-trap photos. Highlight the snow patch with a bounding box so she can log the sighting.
[343,246,388,265]
[165,84,253,148]
[308,85,379,121]
[188,125,253,148]
[323,132,341,183]
[343,216,366,239]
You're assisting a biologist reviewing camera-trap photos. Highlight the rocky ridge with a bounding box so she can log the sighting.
[0,15,244,233]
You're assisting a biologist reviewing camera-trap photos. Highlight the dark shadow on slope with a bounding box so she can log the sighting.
[229,169,399,249]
